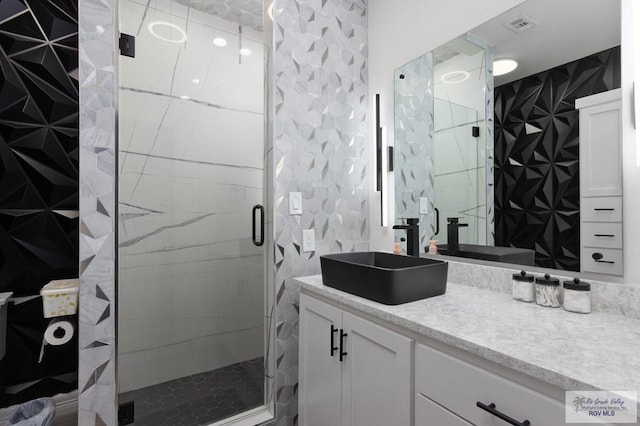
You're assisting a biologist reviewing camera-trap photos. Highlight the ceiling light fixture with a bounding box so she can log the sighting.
[493,58,518,76]
[239,48,252,56]
[213,37,227,47]
[440,70,470,84]
[147,21,187,43]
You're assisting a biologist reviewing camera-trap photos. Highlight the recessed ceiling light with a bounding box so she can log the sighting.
[192,78,200,84]
[440,70,470,84]
[147,21,187,43]
[493,58,518,76]
[213,37,227,47]
[179,95,190,100]
[239,48,252,56]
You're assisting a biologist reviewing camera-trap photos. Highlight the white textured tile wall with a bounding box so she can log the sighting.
[270,0,369,423]
[78,0,118,424]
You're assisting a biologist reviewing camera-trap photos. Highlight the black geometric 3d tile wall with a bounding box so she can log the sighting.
[494,47,620,272]
[0,0,78,407]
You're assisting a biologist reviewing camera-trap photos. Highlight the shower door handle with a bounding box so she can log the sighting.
[252,205,264,247]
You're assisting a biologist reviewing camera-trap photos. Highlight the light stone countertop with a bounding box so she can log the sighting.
[295,275,640,396]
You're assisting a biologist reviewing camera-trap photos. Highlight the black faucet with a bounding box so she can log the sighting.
[447,217,468,256]
[393,218,420,256]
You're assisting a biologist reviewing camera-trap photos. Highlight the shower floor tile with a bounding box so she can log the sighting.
[120,357,264,426]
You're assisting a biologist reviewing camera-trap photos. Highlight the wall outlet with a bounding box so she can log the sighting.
[420,197,429,214]
[289,192,302,215]
[302,229,315,252]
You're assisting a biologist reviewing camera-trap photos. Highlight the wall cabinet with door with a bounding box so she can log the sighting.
[577,88,623,276]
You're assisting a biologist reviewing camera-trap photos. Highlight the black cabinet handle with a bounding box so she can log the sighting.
[330,325,338,357]
[594,234,615,237]
[339,330,348,362]
[594,208,615,211]
[252,205,264,246]
[592,252,614,263]
[476,402,530,426]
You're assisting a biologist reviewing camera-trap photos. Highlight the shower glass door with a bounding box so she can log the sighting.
[434,99,485,245]
[117,1,267,425]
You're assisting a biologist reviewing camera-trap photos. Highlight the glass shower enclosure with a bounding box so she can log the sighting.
[116,1,269,425]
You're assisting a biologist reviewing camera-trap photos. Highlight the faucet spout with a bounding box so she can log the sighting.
[393,218,420,256]
[446,217,468,256]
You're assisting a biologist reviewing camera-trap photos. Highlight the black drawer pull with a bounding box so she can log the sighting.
[330,325,338,357]
[339,330,348,362]
[593,208,615,211]
[594,234,615,237]
[476,401,530,426]
[596,260,615,264]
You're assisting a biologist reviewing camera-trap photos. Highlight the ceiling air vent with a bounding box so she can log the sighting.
[503,15,538,33]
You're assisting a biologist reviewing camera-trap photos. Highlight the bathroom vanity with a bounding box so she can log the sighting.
[296,275,640,426]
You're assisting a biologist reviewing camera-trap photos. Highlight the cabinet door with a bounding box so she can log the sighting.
[579,99,622,197]
[299,294,343,426]
[341,312,412,426]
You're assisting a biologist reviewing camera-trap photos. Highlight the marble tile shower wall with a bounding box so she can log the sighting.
[394,53,435,249]
[271,0,369,424]
[117,0,265,394]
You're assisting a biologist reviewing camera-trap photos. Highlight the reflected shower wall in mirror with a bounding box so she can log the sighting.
[395,35,492,250]
[394,0,621,273]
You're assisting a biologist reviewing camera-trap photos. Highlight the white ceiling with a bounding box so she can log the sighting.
[469,0,620,86]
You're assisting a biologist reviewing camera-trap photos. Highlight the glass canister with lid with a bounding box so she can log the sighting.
[563,278,591,314]
[512,270,535,302]
[535,274,561,307]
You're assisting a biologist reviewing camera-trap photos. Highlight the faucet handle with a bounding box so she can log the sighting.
[406,218,419,226]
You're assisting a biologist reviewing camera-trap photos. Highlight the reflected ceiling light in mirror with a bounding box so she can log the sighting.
[440,70,470,84]
[148,21,187,43]
[213,37,228,47]
[268,3,274,21]
[239,48,252,56]
[493,58,518,76]
[191,78,200,84]
[179,95,190,100]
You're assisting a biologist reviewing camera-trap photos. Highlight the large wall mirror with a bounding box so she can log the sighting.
[394,0,621,274]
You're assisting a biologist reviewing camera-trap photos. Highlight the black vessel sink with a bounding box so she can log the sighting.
[434,244,535,266]
[320,252,448,305]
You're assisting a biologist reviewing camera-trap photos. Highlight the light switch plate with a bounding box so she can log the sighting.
[302,229,315,252]
[289,192,302,215]
[420,197,429,214]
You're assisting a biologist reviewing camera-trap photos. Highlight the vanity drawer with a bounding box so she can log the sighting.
[581,197,622,222]
[582,223,623,249]
[582,247,623,276]
[416,392,472,426]
[416,344,566,426]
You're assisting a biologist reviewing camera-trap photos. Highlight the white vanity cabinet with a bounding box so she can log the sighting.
[576,88,623,276]
[415,344,568,426]
[298,293,412,426]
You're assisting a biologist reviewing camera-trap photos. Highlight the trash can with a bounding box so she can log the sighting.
[6,398,55,426]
